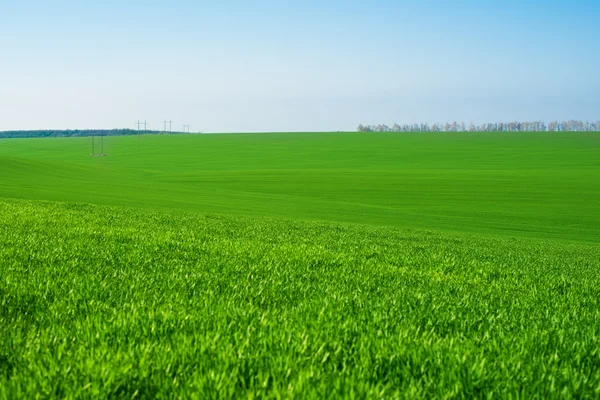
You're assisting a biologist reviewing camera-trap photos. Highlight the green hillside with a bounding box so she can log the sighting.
[1,132,600,398]
[1,199,599,398]
[0,132,599,241]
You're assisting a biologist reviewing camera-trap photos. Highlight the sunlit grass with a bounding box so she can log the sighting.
[1,131,598,241]
[1,199,599,398]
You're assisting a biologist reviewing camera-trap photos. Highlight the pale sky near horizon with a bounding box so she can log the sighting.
[1,0,599,132]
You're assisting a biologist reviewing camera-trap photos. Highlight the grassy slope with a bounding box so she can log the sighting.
[1,133,599,397]
[1,199,599,398]
[0,132,598,242]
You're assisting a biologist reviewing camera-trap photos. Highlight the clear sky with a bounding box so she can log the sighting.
[1,0,599,132]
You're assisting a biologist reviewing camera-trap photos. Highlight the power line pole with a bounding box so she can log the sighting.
[163,120,173,133]
[91,133,95,155]
[135,120,148,139]
[183,124,190,133]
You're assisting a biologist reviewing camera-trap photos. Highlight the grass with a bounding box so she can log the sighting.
[1,199,599,398]
[0,131,598,242]
[1,132,599,398]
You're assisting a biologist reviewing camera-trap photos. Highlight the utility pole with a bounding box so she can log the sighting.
[135,120,148,139]
[163,120,173,133]
[90,132,105,156]
[183,124,190,133]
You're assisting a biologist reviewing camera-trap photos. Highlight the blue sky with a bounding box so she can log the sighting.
[1,0,598,132]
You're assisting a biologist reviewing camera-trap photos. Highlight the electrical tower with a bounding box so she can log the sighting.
[136,120,147,139]
[90,133,106,157]
[163,120,173,133]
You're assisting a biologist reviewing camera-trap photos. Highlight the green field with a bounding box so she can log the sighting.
[1,132,599,241]
[1,132,599,398]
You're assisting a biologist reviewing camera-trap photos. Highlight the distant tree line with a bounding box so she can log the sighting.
[358,120,600,133]
[0,129,190,139]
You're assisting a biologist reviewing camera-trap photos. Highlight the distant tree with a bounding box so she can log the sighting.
[354,119,599,134]
[0,128,154,139]
[560,121,567,131]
